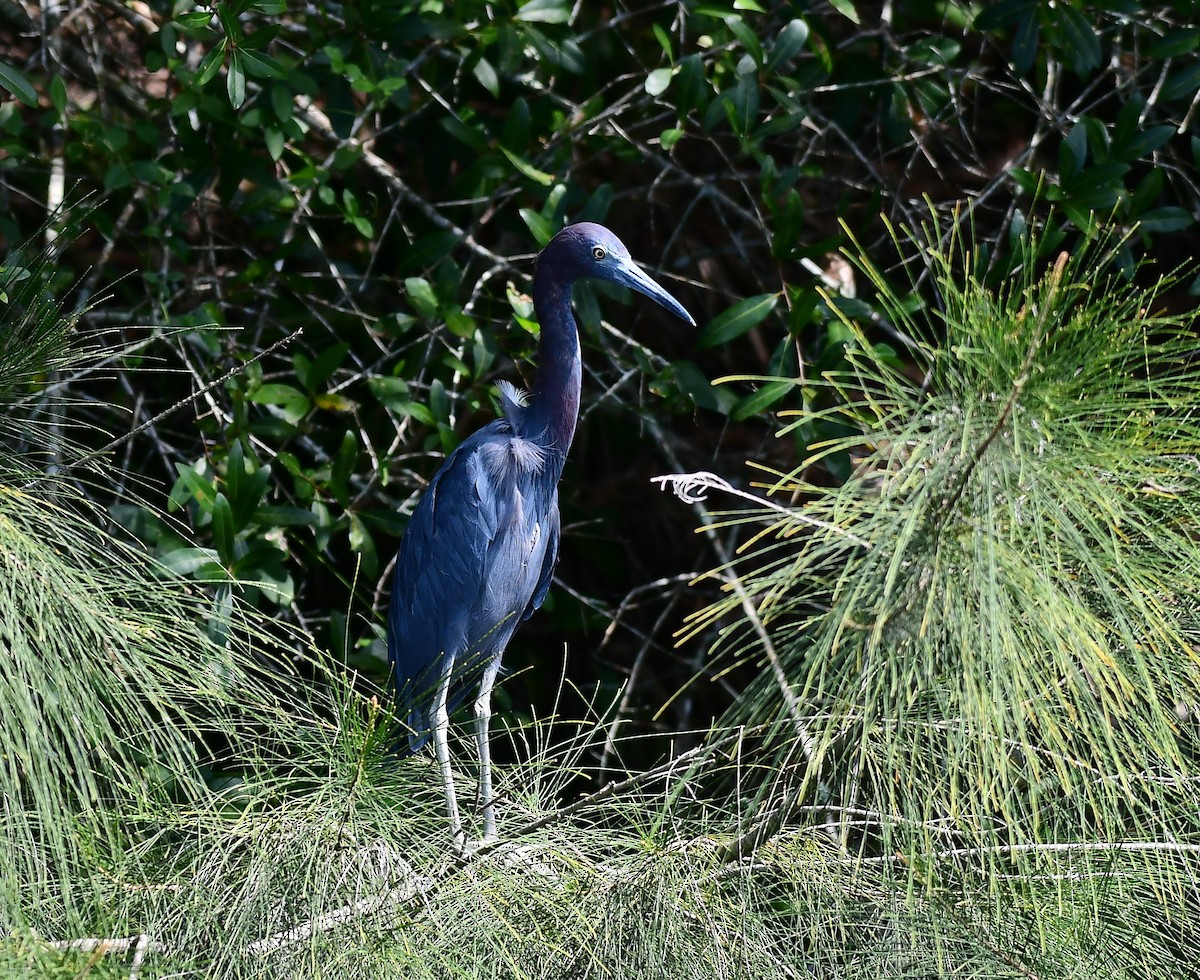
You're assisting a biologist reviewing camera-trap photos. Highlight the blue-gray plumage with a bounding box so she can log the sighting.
[388,222,694,845]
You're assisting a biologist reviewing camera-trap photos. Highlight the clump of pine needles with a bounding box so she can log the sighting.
[684,213,1200,975]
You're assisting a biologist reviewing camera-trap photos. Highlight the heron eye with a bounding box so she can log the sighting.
[592,245,607,261]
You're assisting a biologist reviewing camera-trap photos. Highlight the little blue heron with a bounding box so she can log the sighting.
[388,222,694,845]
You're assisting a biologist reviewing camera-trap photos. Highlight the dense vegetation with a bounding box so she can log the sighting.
[1,0,1199,976]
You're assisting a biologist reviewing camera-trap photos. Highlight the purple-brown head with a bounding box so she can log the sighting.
[538,222,695,326]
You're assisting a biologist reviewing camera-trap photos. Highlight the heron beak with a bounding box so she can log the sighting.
[615,258,696,327]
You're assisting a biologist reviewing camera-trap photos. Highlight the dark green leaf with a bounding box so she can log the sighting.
[249,382,307,405]
[227,50,247,108]
[473,56,500,96]
[580,183,612,223]
[670,360,721,412]
[675,54,707,117]
[195,39,228,87]
[724,17,763,66]
[444,308,475,339]
[1058,5,1101,75]
[652,23,672,59]
[519,208,555,246]
[1127,167,1163,217]
[1063,161,1129,207]
[253,505,319,527]
[975,0,1037,30]
[241,25,281,50]
[905,36,960,65]
[732,380,795,420]
[404,277,439,321]
[765,19,809,75]
[726,73,760,136]
[1009,166,1042,195]
[428,378,450,426]
[441,115,490,152]
[264,126,284,160]
[348,512,376,567]
[238,48,285,80]
[1145,26,1199,59]
[270,82,292,122]
[225,440,245,515]
[226,442,272,531]
[330,431,358,508]
[1012,11,1038,74]
[217,3,243,37]
[697,293,778,349]
[49,75,67,116]
[211,492,236,565]
[159,547,220,577]
[304,343,349,393]
[1061,122,1087,178]
[231,542,287,578]
[1138,207,1193,232]
[1163,61,1200,102]
[501,98,531,150]
[1124,125,1176,161]
[173,462,218,510]
[367,375,411,410]
[249,383,310,424]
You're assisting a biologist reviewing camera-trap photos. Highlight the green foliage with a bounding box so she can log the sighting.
[682,215,1200,975]
[0,4,1198,974]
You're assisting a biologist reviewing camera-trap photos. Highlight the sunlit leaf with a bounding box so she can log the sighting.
[645,67,672,97]
[827,0,860,23]
[501,147,555,186]
[514,0,571,23]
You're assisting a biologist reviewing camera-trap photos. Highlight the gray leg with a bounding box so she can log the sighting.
[434,656,463,846]
[474,658,502,842]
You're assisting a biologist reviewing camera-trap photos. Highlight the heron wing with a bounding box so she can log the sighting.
[524,504,559,621]
[387,428,493,715]
[388,420,557,751]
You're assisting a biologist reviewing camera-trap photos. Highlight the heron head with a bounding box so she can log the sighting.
[547,222,695,326]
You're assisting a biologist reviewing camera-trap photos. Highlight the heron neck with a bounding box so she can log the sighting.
[530,272,582,457]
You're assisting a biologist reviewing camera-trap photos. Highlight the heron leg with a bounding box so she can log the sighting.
[433,656,464,847]
[474,657,502,843]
